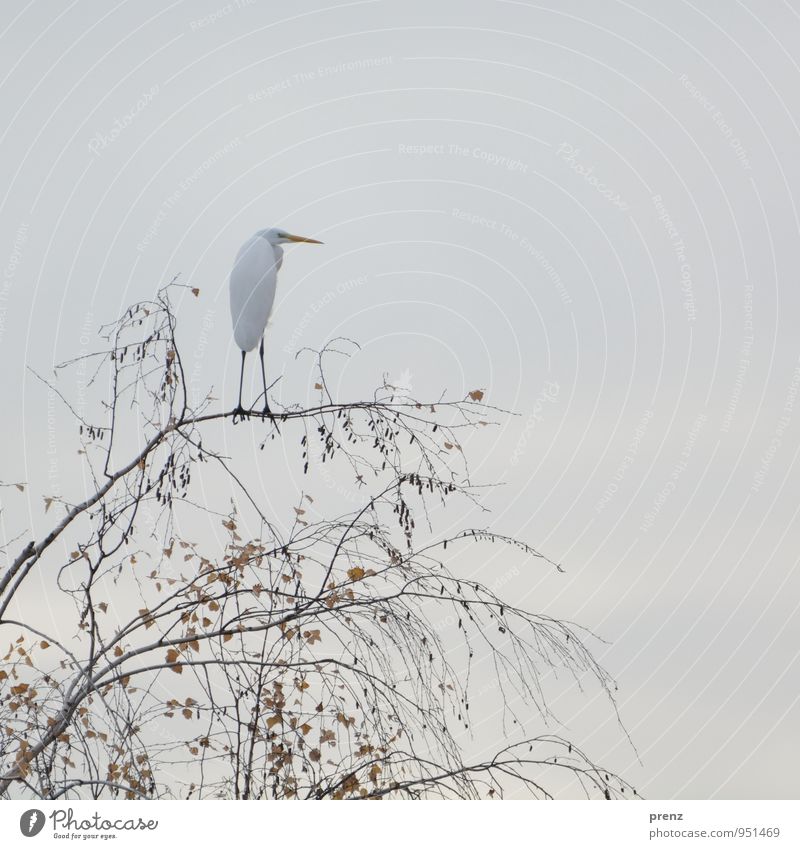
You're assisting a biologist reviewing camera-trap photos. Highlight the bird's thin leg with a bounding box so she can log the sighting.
[234,350,247,421]
[259,336,272,417]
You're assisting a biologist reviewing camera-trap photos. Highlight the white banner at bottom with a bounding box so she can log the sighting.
[0,799,796,847]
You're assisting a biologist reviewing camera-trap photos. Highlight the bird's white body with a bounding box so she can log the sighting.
[229,231,284,352]
[227,226,321,416]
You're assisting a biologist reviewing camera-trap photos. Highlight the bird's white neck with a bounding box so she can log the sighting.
[255,230,284,267]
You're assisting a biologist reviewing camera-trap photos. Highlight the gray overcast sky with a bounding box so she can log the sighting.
[1,0,799,799]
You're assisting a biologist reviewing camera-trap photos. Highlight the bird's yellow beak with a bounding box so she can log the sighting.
[286,233,323,244]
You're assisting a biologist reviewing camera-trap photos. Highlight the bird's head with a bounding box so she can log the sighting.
[261,227,323,246]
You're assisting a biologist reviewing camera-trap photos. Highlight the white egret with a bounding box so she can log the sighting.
[229,227,322,418]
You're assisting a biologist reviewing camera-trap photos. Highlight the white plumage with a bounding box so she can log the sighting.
[228,227,322,417]
[230,232,283,352]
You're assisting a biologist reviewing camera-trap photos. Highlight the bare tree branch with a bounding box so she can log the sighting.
[0,284,636,800]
